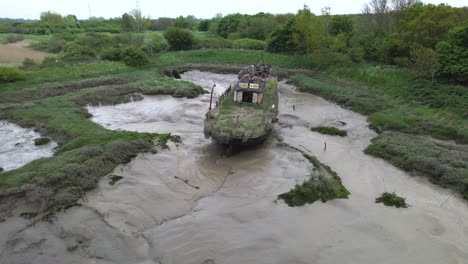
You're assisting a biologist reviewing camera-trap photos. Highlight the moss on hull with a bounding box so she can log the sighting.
[204,78,278,145]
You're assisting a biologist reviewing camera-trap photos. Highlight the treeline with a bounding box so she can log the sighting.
[1,1,466,84]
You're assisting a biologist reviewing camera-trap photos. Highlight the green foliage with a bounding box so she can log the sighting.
[0,66,26,83]
[409,44,440,82]
[198,20,210,31]
[267,19,296,53]
[108,175,123,185]
[121,13,135,32]
[2,34,24,44]
[330,15,353,35]
[121,47,149,67]
[101,47,122,61]
[164,27,195,50]
[278,153,349,206]
[436,23,468,83]
[311,126,347,137]
[365,132,468,199]
[376,192,408,208]
[174,16,190,29]
[34,137,51,146]
[232,38,266,50]
[217,13,243,38]
[21,58,38,70]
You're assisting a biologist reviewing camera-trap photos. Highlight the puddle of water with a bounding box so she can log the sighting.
[0,121,57,171]
[2,71,468,264]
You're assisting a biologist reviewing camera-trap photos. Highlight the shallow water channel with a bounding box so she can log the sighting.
[1,71,467,264]
[0,121,57,172]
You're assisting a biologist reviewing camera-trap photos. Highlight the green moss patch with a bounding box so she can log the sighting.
[34,137,51,146]
[376,192,408,208]
[311,126,347,137]
[278,152,350,207]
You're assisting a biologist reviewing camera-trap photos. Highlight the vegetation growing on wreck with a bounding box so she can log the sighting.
[376,192,408,208]
[204,78,278,143]
[311,126,347,137]
[278,153,350,207]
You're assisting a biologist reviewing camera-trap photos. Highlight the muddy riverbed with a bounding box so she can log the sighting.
[1,71,467,264]
[0,121,57,172]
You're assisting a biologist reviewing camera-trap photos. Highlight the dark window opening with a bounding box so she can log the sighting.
[242,91,253,103]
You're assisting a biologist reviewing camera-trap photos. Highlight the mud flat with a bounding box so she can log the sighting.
[0,40,49,66]
[1,72,467,264]
[0,121,56,172]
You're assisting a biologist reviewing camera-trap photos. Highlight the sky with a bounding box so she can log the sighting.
[1,0,466,20]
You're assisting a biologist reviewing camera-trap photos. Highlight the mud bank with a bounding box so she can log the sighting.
[1,71,467,264]
[0,121,56,172]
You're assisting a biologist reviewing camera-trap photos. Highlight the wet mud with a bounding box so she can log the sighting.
[0,121,57,172]
[1,71,467,264]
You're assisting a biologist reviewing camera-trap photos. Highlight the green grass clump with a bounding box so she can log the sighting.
[365,132,468,200]
[311,126,347,137]
[0,66,26,83]
[34,137,51,146]
[376,192,408,208]
[278,153,350,206]
[108,175,124,185]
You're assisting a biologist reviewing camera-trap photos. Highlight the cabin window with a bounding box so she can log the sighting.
[242,91,254,103]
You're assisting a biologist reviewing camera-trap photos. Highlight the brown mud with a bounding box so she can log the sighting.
[0,71,467,264]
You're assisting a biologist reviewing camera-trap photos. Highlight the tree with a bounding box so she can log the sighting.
[330,15,353,35]
[292,5,325,54]
[163,27,194,50]
[436,23,468,83]
[267,20,295,53]
[198,20,210,31]
[130,9,142,32]
[174,16,189,29]
[410,44,440,82]
[217,13,243,38]
[121,13,135,32]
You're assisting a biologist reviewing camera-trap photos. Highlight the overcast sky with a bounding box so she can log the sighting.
[1,0,466,19]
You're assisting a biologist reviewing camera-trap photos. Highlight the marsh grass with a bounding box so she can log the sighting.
[311,126,347,137]
[278,153,350,206]
[376,192,408,208]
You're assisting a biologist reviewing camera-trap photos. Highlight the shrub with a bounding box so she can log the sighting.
[232,38,266,50]
[164,27,195,50]
[21,58,38,70]
[34,137,51,146]
[101,47,122,61]
[120,47,149,67]
[2,34,24,44]
[0,66,26,83]
[375,192,408,208]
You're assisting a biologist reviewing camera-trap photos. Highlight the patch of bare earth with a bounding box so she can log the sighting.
[0,40,50,66]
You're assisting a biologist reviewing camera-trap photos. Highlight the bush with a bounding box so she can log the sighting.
[34,137,51,145]
[2,34,24,44]
[101,47,122,61]
[0,66,26,83]
[375,192,408,208]
[164,27,195,50]
[232,38,266,50]
[21,58,38,70]
[121,47,149,67]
